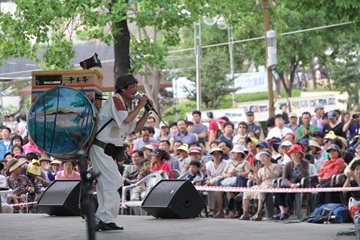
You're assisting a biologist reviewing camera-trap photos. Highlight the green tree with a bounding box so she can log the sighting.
[327,30,360,110]
[0,0,205,113]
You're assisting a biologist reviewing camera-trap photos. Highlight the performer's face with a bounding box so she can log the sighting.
[122,83,138,100]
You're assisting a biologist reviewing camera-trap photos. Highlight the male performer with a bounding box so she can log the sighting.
[89,75,151,231]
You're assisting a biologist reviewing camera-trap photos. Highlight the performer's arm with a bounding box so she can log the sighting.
[123,96,150,125]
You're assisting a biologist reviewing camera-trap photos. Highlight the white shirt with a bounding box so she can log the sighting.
[267,127,293,140]
[206,160,228,179]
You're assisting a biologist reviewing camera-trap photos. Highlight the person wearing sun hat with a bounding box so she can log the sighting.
[177,144,189,170]
[6,158,35,213]
[205,146,228,217]
[309,139,322,161]
[273,144,310,220]
[240,149,281,221]
[182,146,207,176]
[317,144,346,204]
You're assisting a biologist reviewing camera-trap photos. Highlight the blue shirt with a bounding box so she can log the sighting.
[217,134,233,145]
[173,131,197,145]
[349,122,360,143]
[133,137,159,151]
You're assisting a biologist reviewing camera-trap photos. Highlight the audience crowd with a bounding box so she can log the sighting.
[1,105,360,220]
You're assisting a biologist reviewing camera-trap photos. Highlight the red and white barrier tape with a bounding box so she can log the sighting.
[10,201,37,207]
[194,185,360,193]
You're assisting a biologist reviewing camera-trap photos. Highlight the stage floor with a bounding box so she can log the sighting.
[0,214,356,240]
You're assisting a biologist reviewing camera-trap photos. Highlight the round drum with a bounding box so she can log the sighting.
[28,87,95,160]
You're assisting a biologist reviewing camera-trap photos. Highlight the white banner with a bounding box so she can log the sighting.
[234,72,275,94]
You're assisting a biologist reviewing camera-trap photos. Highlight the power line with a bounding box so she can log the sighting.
[168,21,355,53]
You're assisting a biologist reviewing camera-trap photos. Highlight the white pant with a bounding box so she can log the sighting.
[90,145,123,223]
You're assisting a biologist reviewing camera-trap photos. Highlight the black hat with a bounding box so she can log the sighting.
[312,131,322,138]
[115,75,138,91]
[246,111,254,116]
[206,112,214,118]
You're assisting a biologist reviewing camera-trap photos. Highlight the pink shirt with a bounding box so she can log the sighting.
[153,162,174,179]
[55,170,81,180]
[23,142,44,155]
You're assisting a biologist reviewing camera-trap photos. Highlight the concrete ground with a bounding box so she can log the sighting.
[0,214,357,240]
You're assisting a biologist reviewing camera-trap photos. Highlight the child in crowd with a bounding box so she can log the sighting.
[187,160,203,183]
[130,158,152,215]
[130,158,152,202]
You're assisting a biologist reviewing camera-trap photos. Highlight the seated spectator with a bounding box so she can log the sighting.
[133,127,159,151]
[187,160,203,183]
[240,149,280,221]
[55,161,80,180]
[177,144,189,170]
[11,135,23,148]
[237,137,246,146]
[130,158,152,215]
[309,139,322,161]
[39,154,53,181]
[274,144,310,220]
[168,122,178,152]
[159,140,180,171]
[214,145,250,218]
[296,112,319,142]
[1,127,13,159]
[333,137,354,165]
[267,138,281,160]
[317,144,346,204]
[233,122,248,145]
[157,121,171,142]
[266,114,293,140]
[4,152,14,161]
[298,139,314,164]
[206,146,228,217]
[140,144,156,159]
[343,159,360,201]
[22,135,43,155]
[148,149,174,179]
[123,150,143,185]
[273,141,293,166]
[217,121,234,145]
[244,137,258,166]
[218,141,233,160]
[181,146,207,176]
[11,145,24,157]
[26,159,50,194]
[172,140,183,157]
[49,159,62,181]
[284,112,299,133]
[6,158,35,213]
[323,111,345,138]
[0,161,13,213]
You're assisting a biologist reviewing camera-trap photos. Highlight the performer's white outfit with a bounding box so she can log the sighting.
[89,93,136,223]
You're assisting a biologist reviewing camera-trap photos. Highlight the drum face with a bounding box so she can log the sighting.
[28,87,95,158]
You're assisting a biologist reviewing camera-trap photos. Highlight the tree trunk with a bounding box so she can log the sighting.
[112,0,131,89]
[274,75,282,99]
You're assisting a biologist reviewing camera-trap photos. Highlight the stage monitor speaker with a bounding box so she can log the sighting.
[141,179,206,219]
[37,180,81,216]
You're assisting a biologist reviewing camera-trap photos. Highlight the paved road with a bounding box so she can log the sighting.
[0,214,357,240]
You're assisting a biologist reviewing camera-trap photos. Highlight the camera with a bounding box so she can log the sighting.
[353,114,359,119]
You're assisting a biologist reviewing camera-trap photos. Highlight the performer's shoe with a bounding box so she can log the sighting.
[96,220,124,231]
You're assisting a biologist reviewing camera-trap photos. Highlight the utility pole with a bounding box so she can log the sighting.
[194,20,202,111]
[262,0,275,117]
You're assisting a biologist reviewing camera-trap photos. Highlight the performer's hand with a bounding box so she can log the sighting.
[138,95,150,108]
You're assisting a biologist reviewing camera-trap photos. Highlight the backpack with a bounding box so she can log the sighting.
[312,203,351,223]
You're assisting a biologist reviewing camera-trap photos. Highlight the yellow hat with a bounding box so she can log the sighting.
[27,164,41,176]
[50,160,62,165]
[177,144,189,153]
[250,137,259,146]
[210,146,223,154]
[31,159,40,166]
[324,130,337,140]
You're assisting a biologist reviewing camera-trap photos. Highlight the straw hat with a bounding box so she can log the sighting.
[39,153,51,162]
[7,158,27,173]
[309,139,321,151]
